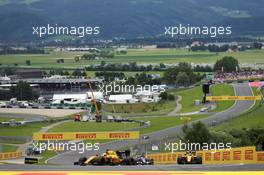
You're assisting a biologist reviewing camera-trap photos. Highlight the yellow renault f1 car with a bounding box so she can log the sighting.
[177,151,202,164]
[74,150,136,166]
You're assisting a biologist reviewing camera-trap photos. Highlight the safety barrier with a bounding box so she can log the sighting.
[33,131,140,141]
[256,151,264,164]
[199,146,256,164]
[206,96,262,101]
[147,146,264,164]
[0,151,22,160]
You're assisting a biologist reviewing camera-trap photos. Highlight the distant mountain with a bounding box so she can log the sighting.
[0,4,52,42]
[218,16,264,35]
[0,0,264,42]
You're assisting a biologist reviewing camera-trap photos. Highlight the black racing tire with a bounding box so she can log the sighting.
[91,159,100,166]
[149,159,154,165]
[129,158,135,165]
[191,158,197,164]
[108,157,114,165]
[78,157,87,166]
[195,157,202,164]
[177,157,186,164]
[99,157,106,165]
[123,157,135,165]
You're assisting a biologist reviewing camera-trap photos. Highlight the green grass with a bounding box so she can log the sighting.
[172,84,235,113]
[214,88,263,131]
[1,144,18,152]
[135,115,208,134]
[173,86,203,113]
[48,115,209,135]
[214,103,264,131]
[1,49,264,69]
[211,84,235,112]
[0,122,51,137]
[48,121,140,132]
[103,101,175,114]
[0,140,26,144]
[38,150,57,164]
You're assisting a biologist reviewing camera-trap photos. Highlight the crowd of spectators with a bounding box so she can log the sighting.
[214,70,264,81]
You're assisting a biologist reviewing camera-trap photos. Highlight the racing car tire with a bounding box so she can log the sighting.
[194,157,202,164]
[78,157,87,166]
[123,157,135,165]
[177,157,186,164]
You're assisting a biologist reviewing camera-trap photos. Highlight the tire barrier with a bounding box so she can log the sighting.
[147,146,264,164]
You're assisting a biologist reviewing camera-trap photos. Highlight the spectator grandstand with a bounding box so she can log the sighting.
[214,70,264,82]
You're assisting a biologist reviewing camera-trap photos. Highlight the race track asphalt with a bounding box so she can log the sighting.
[0,113,46,122]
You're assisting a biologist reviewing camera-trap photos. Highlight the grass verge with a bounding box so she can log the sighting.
[48,121,140,132]
[103,101,175,114]
[136,114,209,134]
[0,121,54,137]
[1,144,18,152]
[38,150,57,164]
[211,83,235,112]
[173,86,203,113]
[214,87,263,131]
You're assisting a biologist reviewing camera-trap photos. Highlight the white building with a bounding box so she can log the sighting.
[135,90,161,103]
[52,91,104,105]
[87,92,104,101]
[52,94,88,105]
[108,94,137,104]
[0,75,11,81]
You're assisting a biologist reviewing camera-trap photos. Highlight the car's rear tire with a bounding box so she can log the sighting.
[99,157,106,165]
[195,157,202,164]
[123,157,134,165]
[177,157,186,164]
[149,158,154,165]
[78,157,87,166]
[191,158,197,164]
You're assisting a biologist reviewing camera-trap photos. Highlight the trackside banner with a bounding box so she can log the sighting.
[147,146,264,165]
[0,152,22,160]
[206,96,262,101]
[33,131,140,141]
